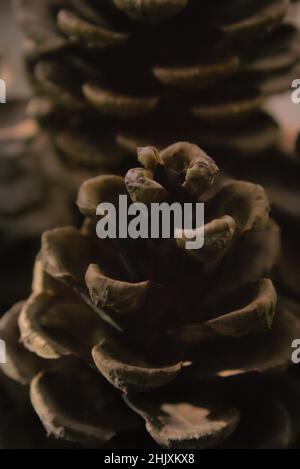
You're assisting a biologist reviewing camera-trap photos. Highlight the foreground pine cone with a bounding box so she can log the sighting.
[1,141,300,449]
[17,0,300,176]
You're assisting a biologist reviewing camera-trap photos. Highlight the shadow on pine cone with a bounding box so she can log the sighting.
[1,142,300,449]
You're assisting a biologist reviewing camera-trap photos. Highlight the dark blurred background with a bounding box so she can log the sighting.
[0,1,73,312]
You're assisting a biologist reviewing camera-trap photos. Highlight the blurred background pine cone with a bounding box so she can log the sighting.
[2,142,300,449]
[17,0,300,168]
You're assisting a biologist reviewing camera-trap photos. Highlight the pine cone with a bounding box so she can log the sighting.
[1,141,300,449]
[17,0,300,171]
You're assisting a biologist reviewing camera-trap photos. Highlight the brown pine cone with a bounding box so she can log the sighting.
[16,0,300,170]
[1,141,300,449]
